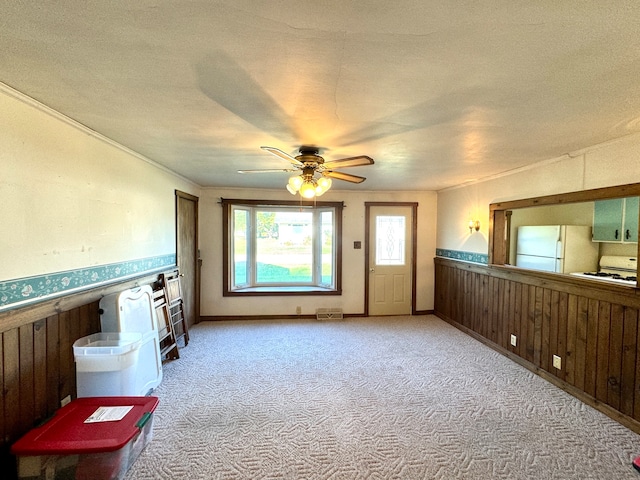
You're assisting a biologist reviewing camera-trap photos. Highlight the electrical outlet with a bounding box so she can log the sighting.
[510,334,517,347]
[61,395,71,407]
[553,355,562,370]
[296,306,302,314]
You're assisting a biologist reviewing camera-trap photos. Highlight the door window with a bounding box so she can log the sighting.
[376,216,406,265]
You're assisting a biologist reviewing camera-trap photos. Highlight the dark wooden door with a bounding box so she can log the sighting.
[176,190,199,326]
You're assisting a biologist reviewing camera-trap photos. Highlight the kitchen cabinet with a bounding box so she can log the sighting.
[626,196,639,241]
[592,197,639,243]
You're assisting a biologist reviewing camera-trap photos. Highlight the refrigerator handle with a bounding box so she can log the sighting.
[555,240,563,259]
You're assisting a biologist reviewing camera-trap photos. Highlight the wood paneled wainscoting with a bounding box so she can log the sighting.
[434,256,640,434]
[0,271,173,477]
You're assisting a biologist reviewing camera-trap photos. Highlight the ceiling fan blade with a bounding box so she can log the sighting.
[261,146,303,166]
[322,155,374,169]
[324,170,367,183]
[238,168,298,174]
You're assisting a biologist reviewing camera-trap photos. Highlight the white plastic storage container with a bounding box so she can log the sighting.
[73,333,142,398]
[99,285,157,334]
[99,286,163,396]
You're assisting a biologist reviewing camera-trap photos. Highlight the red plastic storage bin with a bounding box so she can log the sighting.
[11,396,159,480]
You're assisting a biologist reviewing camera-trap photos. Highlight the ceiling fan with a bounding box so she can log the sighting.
[239,146,375,198]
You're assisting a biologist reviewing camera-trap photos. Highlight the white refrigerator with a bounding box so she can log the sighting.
[515,225,598,274]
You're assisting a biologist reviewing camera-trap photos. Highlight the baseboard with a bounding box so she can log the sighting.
[201,311,432,322]
[434,311,640,436]
[200,313,369,322]
[200,314,314,321]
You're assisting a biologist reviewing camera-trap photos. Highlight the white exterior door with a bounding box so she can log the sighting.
[368,205,413,316]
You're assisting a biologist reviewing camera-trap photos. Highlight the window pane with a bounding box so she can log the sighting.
[376,215,405,265]
[233,208,249,286]
[321,210,333,285]
[255,210,313,284]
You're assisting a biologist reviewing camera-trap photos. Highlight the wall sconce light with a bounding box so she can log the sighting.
[468,220,480,233]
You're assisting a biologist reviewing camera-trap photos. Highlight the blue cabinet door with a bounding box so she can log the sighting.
[593,198,624,242]
[623,196,639,242]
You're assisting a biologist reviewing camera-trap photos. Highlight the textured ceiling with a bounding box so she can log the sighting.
[3,1,640,191]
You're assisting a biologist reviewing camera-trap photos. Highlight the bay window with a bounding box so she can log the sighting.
[222,199,343,295]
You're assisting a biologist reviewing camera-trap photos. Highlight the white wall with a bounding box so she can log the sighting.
[199,188,437,316]
[0,85,198,282]
[436,133,640,254]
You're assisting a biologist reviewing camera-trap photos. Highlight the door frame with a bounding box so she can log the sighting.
[364,202,418,316]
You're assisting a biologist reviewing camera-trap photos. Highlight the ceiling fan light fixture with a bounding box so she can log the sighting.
[315,184,326,197]
[288,175,303,190]
[299,181,317,199]
[286,183,297,195]
[317,176,332,190]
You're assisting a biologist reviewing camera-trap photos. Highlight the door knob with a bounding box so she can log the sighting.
[370,268,375,272]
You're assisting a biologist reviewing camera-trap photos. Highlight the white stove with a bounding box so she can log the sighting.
[570,255,637,286]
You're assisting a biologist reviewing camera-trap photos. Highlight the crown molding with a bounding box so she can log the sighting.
[0,81,200,188]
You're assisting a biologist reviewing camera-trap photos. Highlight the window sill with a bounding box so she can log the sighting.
[224,286,341,296]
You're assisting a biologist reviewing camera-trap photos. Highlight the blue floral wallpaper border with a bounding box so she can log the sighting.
[0,254,176,312]
[436,248,488,265]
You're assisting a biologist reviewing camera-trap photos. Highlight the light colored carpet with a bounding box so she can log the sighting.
[126,315,640,479]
